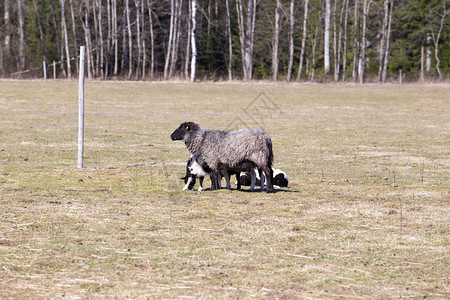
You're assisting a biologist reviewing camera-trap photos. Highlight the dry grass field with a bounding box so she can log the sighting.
[0,80,449,299]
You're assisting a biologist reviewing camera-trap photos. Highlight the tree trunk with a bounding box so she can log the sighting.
[147,0,155,79]
[106,0,111,76]
[381,0,392,83]
[333,0,338,81]
[324,0,331,74]
[287,0,295,81]
[342,0,349,81]
[60,0,72,78]
[97,0,104,78]
[426,34,431,72]
[358,0,369,83]
[4,0,11,61]
[245,0,256,80]
[420,44,424,82]
[272,0,281,81]
[225,0,233,80]
[125,0,133,79]
[113,0,119,76]
[185,0,191,79]
[93,2,99,77]
[141,0,146,80]
[170,0,182,79]
[32,0,47,64]
[69,0,78,73]
[378,0,388,82]
[82,0,93,79]
[430,0,447,81]
[297,0,309,81]
[50,0,64,76]
[236,0,247,79]
[311,17,321,82]
[17,0,25,72]
[121,10,126,73]
[336,0,347,82]
[190,0,197,82]
[134,0,142,79]
[164,0,175,79]
[352,0,359,81]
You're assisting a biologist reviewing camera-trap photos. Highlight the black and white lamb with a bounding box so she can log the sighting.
[239,168,288,188]
[171,122,274,193]
[273,168,289,188]
[180,154,210,191]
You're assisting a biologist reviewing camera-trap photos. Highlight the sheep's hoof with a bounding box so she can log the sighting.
[266,188,274,193]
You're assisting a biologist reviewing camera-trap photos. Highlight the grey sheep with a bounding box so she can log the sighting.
[170,122,274,193]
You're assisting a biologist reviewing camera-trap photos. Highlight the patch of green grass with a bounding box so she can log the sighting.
[0,80,449,298]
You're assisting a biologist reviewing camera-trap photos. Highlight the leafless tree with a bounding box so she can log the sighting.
[32,0,47,64]
[272,0,282,81]
[381,0,393,83]
[81,0,93,79]
[236,0,256,80]
[4,0,11,53]
[164,0,175,79]
[225,0,233,80]
[69,0,78,73]
[60,0,72,78]
[358,0,372,83]
[190,0,197,82]
[125,0,133,79]
[134,0,142,79]
[430,0,448,81]
[112,0,119,75]
[352,0,359,81]
[342,0,349,81]
[97,0,104,78]
[324,0,331,74]
[50,0,64,76]
[287,0,295,81]
[17,0,25,72]
[147,0,155,79]
[311,12,322,81]
[297,0,309,81]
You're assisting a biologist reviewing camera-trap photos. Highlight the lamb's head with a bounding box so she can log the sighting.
[170,122,200,141]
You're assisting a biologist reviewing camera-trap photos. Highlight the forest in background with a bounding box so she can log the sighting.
[0,0,448,82]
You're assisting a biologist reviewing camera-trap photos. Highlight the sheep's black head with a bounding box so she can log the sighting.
[171,122,198,141]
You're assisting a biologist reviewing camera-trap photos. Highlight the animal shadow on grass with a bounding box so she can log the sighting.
[199,187,299,194]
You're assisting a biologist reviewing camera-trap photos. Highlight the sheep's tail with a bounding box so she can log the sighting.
[266,137,273,169]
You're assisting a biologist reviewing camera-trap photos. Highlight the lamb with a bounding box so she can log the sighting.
[180,154,210,191]
[239,168,288,188]
[273,168,289,188]
[171,122,274,193]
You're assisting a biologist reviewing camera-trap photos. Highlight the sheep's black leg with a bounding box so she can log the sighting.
[198,176,204,191]
[189,176,196,190]
[210,170,220,190]
[236,172,241,190]
[262,165,274,193]
[258,169,264,191]
[209,173,216,190]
